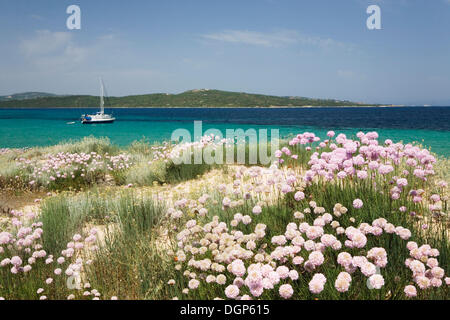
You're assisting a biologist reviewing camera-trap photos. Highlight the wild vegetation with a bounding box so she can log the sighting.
[0,89,374,109]
[0,132,448,300]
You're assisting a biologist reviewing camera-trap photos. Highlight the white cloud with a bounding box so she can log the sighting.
[20,30,73,56]
[202,30,298,47]
[201,29,353,50]
[19,30,114,71]
[5,31,166,95]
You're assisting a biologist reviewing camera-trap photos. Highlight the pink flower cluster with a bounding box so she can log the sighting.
[18,151,131,188]
[0,213,103,300]
[334,272,352,292]
[405,242,445,290]
[309,273,327,294]
[275,131,442,209]
[166,137,448,300]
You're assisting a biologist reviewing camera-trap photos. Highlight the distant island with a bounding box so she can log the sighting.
[0,89,380,108]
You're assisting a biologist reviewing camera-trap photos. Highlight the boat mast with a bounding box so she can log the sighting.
[100,77,105,114]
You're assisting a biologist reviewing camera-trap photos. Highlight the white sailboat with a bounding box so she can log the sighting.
[81,78,115,124]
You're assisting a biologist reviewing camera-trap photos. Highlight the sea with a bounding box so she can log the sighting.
[0,107,449,157]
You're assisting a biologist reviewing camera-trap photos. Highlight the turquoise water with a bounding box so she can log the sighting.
[0,107,449,157]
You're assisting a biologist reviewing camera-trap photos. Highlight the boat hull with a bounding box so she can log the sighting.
[81,118,115,124]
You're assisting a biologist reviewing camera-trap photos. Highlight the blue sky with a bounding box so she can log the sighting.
[0,0,450,105]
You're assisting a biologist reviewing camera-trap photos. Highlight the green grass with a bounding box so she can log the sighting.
[22,136,120,158]
[84,193,176,299]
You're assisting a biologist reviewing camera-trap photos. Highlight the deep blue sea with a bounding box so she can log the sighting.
[0,107,449,156]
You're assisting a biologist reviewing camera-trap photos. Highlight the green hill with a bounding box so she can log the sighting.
[0,89,375,108]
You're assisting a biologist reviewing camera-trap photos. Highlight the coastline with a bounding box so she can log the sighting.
[0,105,438,109]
